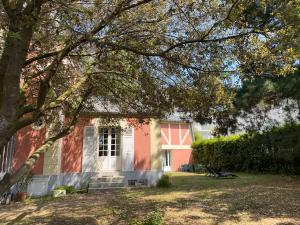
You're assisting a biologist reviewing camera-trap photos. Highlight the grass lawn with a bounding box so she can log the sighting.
[0,172,300,225]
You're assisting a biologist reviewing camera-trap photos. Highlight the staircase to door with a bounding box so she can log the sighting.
[88,172,125,192]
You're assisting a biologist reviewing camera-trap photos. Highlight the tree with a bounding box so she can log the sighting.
[210,67,300,135]
[0,0,299,194]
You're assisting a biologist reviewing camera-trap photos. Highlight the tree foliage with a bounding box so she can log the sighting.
[237,68,300,108]
[212,67,300,134]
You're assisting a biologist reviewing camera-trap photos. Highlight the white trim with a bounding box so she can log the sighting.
[122,126,134,171]
[98,127,121,171]
[0,136,15,175]
[180,129,190,145]
[82,126,96,172]
[161,129,170,145]
[162,145,191,150]
[168,123,171,144]
[162,150,172,172]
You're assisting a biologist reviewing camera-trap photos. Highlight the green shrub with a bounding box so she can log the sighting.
[130,211,163,225]
[192,124,300,174]
[194,131,204,142]
[54,186,65,191]
[193,164,207,173]
[156,175,171,188]
[54,185,77,194]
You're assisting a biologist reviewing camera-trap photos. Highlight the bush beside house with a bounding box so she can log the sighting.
[156,175,171,188]
[192,124,300,174]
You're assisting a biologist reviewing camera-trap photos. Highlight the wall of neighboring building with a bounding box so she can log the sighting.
[12,126,46,175]
[161,123,193,146]
[172,149,192,171]
[161,122,194,171]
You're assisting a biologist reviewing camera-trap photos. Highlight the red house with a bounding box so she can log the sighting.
[1,115,194,196]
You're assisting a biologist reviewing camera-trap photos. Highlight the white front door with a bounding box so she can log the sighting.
[98,127,121,171]
[162,150,172,172]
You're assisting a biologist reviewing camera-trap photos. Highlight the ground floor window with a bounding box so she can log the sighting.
[0,137,14,174]
[99,128,120,157]
[162,150,171,171]
[165,150,171,166]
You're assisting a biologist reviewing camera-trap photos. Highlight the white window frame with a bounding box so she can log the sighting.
[162,150,172,172]
[98,127,120,157]
[0,137,15,178]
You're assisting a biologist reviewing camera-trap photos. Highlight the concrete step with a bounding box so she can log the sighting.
[89,181,124,188]
[89,174,125,190]
[97,171,122,177]
[90,176,124,183]
[88,186,129,193]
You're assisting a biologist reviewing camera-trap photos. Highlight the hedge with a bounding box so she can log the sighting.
[192,124,300,174]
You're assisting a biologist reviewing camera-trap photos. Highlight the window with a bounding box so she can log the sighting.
[162,150,171,172]
[164,150,171,167]
[99,128,120,157]
[0,137,14,174]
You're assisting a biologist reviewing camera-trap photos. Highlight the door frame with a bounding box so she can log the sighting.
[97,127,122,171]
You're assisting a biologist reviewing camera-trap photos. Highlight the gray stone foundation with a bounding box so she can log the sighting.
[27,171,163,196]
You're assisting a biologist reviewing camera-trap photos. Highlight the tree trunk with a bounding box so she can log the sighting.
[0,110,43,155]
[0,3,42,151]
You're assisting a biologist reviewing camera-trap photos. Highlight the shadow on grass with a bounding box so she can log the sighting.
[47,215,99,225]
[123,173,300,224]
[6,203,44,225]
[7,215,99,225]
[2,173,300,225]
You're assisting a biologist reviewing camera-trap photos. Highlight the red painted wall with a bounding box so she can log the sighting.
[12,118,193,175]
[161,122,194,171]
[170,124,180,145]
[172,149,192,171]
[12,126,46,175]
[161,124,169,145]
[161,123,193,146]
[180,124,193,145]
[134,123,151,170]
[61,117,93,173]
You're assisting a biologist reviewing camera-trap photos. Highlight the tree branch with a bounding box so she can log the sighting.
[35,0,154,111]
[101,30,254,58]
[23,50,63,67]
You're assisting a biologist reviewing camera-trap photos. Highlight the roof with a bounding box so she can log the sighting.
[81,99,192,123]
[161,113,192,123]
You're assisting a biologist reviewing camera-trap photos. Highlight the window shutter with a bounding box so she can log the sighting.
[122,127,134,171]
[82,126,96,172]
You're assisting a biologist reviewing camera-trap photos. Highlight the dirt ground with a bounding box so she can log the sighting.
[1,172,300,225]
